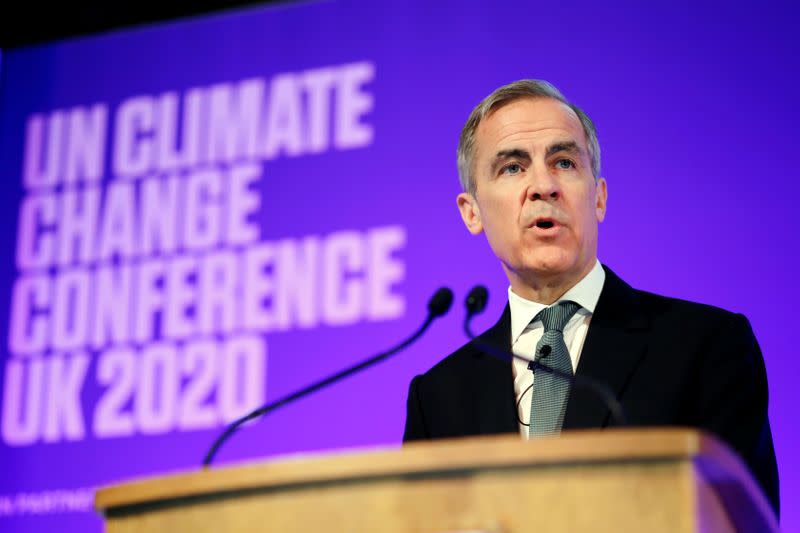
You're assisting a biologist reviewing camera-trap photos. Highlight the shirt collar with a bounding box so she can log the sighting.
[508,260,606,344]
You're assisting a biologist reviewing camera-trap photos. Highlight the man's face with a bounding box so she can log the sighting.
[457,97,607,297]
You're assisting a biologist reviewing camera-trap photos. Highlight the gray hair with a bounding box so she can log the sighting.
[457,80,601,195]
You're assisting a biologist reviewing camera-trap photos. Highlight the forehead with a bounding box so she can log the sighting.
[474,97,587,157]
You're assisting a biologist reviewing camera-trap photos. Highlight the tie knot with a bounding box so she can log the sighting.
[535,301,580,332]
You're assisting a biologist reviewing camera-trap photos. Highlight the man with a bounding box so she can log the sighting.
[403,80,779,516]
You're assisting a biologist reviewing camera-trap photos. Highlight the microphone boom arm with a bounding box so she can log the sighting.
[203,285,454,467]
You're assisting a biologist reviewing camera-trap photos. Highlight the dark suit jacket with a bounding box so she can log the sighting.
[404,267,779,516]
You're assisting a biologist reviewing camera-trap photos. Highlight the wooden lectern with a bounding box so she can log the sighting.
[95,429,777,532]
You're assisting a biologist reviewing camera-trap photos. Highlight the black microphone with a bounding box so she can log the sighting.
[461,288,626,428]
[202,287,454,467]
[429,286,455,317]
[537,345,552,358]
[464,285,489,338]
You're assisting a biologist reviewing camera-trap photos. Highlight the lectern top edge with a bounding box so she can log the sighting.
[96,429,683,508]
[95,428,765,512]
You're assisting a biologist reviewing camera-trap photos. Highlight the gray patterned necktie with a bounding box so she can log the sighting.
[528,301,581,437]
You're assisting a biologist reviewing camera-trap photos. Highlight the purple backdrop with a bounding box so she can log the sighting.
[1,1,798,531]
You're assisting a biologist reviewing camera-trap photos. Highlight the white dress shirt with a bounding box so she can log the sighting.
[509,260,606,436]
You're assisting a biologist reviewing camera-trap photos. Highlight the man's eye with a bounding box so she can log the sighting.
[502,163,522,175]
[556,159,575,170]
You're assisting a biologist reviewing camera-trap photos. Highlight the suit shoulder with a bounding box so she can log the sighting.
[635,287,744,319]
[632,287,754,338]
[603,266,750,330]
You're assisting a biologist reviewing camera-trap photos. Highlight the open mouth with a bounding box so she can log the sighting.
[535,219,556,229]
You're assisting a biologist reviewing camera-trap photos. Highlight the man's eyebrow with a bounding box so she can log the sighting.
[546,141,583,158]
[495,148,531,161]
[490,148,531,172]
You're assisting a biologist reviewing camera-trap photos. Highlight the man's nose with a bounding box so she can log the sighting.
[526,167,560,201]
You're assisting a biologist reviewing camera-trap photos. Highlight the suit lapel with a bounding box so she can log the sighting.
[563,267,649,430]
[471,306,519,435]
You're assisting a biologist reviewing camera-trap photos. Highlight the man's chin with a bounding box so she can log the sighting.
[515,254,591,284]
[524,253,576,276]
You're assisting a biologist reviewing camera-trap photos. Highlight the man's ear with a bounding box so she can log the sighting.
[457,192,483,235]
[595,177,608,222]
